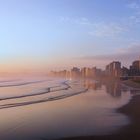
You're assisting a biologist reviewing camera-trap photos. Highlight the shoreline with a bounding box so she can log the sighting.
[39,78,140,140]
[122,80,140,89]
[56,94,140,140]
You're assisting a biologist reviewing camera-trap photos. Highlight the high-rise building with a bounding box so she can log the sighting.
[129,60,140,76]
[81,67,87,78]
[106,61,121,77]
[85,68,93,78]
[71,67,81,78]
[81,67,98,78]
[121,66,129,77]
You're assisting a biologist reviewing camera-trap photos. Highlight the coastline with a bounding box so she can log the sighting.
[117,95,140,137]
[55,95,140,140]
[122,80,140,89]
[54,81,140,140]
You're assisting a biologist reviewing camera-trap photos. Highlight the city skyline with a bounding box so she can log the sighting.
[51,59,140,78]
[1,0,140,74]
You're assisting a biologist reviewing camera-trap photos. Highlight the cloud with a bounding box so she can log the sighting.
[59,16,126,37]
[88,23,126,37]
[80,44,140,68]
[59,16,92,25]
[127,1,140,23]
[127,2,140,9]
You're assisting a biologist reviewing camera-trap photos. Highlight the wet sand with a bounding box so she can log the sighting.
[56,95,140,140]
[122,80,140,89]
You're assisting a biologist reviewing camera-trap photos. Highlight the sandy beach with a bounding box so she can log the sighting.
[56,96,140,140]
[0,78,139,140]
[56,81,140,140]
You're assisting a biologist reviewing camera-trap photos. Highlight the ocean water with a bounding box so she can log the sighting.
[0,76,133,140]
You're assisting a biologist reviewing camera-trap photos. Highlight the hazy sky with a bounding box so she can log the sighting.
[0,0,140,73]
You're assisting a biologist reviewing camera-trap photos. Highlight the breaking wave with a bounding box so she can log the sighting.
[0,78,88,109]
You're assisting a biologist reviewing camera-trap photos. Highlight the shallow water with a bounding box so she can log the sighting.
[0,76,134,140]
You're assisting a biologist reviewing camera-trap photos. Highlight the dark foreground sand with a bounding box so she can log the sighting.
[56,95,140,140]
